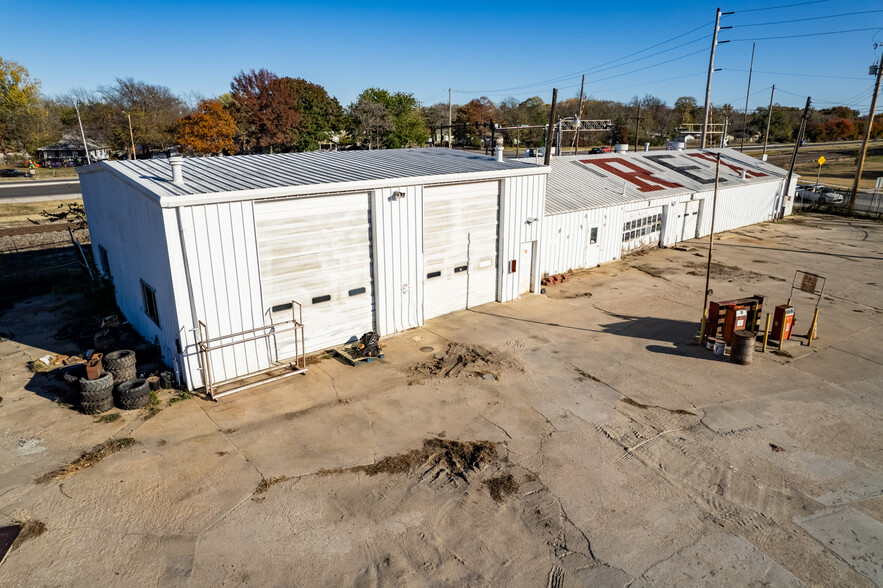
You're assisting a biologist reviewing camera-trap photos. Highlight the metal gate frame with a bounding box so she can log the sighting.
[197,300,307,400]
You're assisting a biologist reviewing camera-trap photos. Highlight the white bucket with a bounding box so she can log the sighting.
[714,341,726,356]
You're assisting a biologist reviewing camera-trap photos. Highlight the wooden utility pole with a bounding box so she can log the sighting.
[740,42,755,152]
[572,75,585,154]
[448,88,453,149]
[702,153,722,315]
[544,88,558,166]
[849,52,883,213]
[633,102,643,152]
[784,96,812,216]
[701,9,721,149]
[761,85,775,160]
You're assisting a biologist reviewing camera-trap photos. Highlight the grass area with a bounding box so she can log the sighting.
[764,145,883,191]
[0,198,82,224]
[0,167,79,182]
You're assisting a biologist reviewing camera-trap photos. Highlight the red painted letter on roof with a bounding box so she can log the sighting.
[687,152,767,178]
[579,158,685,192]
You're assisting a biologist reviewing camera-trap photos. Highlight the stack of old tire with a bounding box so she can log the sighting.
[79,369,114,414]
[105,349,150,410]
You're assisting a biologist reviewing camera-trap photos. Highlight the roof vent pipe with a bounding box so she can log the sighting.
[169,156,185,186]
[494,145,504,162]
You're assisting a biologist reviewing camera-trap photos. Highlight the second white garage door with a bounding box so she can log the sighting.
[255,193,375,355]
[423,182,499,320]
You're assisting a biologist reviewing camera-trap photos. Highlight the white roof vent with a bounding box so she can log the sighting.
[169,156,185,186]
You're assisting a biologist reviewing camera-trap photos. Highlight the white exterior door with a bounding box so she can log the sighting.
[518,242,534,294]
[585,225,601,268]
[423,182,499,320]
[255,193,375,355]
[678,200,700,242]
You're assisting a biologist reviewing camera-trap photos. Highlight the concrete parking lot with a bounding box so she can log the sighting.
[0,213,881,586]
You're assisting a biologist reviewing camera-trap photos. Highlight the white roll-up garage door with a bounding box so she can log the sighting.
[255,193,375,355]
[423,182,499,320]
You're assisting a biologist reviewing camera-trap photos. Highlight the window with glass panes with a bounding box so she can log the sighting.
[622,213,662,242]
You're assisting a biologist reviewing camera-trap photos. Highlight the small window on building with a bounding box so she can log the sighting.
[98,245,110,276]
[590,227,598,244]
[272,303,293,313]
[348,287,366,297]
[426,270,442,279]
[454,265,468,273]
[312,294,331,304]
[140,280,159,327]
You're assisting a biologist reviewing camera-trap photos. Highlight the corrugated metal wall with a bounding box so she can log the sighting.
[372,185,424,336]
[176,201,267,388]
[697,180,782,236]
[540,178,786,276]
[499,174,546,300]
[80,172,181,373]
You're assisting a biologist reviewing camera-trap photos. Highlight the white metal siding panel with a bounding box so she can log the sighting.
[696,182,783,238]
[255,194,374,353]
[372,186,424,336]
[498,174,545,302]
[80,172,180,374]
[541,206,623,276]
[177,201,268,388]
[424,182,499,319]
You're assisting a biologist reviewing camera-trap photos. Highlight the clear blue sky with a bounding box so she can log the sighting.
[3,0,881,114]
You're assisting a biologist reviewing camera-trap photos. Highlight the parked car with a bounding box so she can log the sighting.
[589,146,612,154]
[796,184,844,204]
[0,168,29,177]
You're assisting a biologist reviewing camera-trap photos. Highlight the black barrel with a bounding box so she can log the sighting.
[730,330,756,365]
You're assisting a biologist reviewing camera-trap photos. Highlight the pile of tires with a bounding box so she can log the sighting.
[114,378,150,410]
[79,371,114,414]
[104,349,136,383]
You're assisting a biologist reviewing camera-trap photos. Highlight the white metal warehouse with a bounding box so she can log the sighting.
[79,149,548,392]
[540,148,795,276]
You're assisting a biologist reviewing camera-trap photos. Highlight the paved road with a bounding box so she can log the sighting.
[0,180,82,203]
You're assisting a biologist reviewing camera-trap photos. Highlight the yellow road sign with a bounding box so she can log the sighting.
[818,156,826,165]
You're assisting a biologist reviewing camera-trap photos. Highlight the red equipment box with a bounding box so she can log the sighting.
[771,305,795,341]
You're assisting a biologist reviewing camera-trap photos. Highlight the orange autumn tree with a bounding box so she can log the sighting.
[175,99,236,155]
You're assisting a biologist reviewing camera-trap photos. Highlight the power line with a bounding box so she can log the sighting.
[729,28,882,42]
[734,0,831,13]
[734,10,881,27]
[723,68,870,81]
[456,20,712,95]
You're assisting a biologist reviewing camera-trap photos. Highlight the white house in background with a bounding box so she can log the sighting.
[540,148,796,276]
[78,149,548,393]
[38,135,108,165]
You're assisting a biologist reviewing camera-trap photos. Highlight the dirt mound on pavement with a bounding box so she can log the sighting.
[409,342,521,383]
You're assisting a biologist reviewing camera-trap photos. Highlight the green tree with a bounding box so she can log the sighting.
[98,77,187,155]
[0,58,48,156]
[286,78,344,151]
[348,88,428,148]
[751,106,793,143]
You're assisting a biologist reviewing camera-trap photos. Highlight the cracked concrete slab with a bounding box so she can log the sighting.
[795,506,883,584]
[634,532,806,587]
[0,214,880,585]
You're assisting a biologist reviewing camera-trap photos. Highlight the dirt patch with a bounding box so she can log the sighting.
[321,438,501,485]
[305,352,334,365]
[10,518,47,551]
[484,473,519,502]
[562,291,593,299]
[631,264,666,279]
[620,397,696,416]
[35,438,136,483]
[252,476,292,502]
[684,261,786,283]
[409,343,520,383]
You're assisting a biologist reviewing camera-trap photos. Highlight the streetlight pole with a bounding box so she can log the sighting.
[126,112,137,160]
